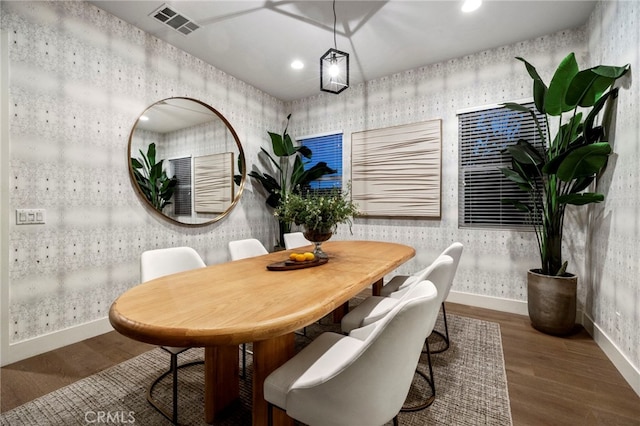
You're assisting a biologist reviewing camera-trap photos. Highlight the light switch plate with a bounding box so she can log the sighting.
[16,208,46,225]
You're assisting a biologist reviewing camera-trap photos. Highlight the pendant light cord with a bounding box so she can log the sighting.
[333,0,337,49]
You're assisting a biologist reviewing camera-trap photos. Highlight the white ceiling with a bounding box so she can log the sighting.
[89,0,596,102]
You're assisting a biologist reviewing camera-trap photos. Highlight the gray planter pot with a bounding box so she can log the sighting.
[527,269,577,335]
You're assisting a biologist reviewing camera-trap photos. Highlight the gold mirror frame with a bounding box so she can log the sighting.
[128,97,245,226]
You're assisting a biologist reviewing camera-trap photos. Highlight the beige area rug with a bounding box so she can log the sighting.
[0,314,512,425]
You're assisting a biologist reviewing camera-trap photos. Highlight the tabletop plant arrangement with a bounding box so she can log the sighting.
[275,187,359,258]
[500,52,630,335]
[249,114,337,248]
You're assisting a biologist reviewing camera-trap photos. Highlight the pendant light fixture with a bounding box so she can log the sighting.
[320,0,349,94]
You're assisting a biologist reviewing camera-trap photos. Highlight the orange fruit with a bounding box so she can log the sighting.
[289,253,298,261]
[294,254,306,262]
[303,252,315,261]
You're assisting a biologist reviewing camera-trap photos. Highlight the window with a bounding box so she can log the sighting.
[298,132,343,191]
[168,156,192,216]
[458,102,547,229]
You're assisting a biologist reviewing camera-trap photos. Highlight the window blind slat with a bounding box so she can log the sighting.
[299,133,342,190]
[169,156,192,216]
[458,102,546,229]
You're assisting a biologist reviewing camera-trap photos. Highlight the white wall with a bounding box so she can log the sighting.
[585,0,640,394]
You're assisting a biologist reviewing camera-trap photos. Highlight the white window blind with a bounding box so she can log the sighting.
[458,102,546,229]
[169,156,192,216]
[299,133,342,190]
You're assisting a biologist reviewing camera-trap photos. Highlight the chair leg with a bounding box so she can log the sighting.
[393,414,399,425]
[267,403,273,426]
[430,302,450,354]
[171,353,178,424]
[147,351,203,425]
[242,343,247,379]
[401,338,435,412]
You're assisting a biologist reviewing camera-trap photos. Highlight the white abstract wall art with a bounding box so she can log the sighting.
[351,119,442,218]
[194,152,234,213]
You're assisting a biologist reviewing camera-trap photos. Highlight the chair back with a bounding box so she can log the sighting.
[140,247,206,282]
[286,281,440,426]
[440,242,464,300]
[283,232,311,250]
[392,254,454,300]
[228,238,268,260]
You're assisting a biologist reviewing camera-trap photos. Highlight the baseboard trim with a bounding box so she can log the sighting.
[447,290,529,316]
[1,317,113,366]
[581,312,640,397]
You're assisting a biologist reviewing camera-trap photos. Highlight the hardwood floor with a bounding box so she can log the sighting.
[2,303,639,425]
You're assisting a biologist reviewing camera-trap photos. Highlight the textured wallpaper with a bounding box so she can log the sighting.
[586,0,640,371]
[2,0,284,344]
[285,4,638,369]
[1,0,638,374]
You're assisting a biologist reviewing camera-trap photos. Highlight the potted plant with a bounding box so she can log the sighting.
[131,142,177,212]
[249,114,337,247]
[275,187,359,258]
[500,53,629,335]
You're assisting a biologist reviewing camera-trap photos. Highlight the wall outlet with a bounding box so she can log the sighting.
[16,209,46,225]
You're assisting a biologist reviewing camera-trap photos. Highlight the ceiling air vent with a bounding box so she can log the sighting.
[150,4,200,35]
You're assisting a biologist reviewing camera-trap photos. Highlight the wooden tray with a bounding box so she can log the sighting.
[267,257,328,271]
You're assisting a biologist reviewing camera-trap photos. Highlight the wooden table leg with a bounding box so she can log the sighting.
[204,345,240,423]
[252,333,295,426]
[372,278,383,296]
[332,301,350,323]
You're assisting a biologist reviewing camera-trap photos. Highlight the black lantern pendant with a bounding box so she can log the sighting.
[320,1,349,94]
[321,48,349,94]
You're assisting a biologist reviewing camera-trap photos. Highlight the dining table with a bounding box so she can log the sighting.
[109,240,415,425]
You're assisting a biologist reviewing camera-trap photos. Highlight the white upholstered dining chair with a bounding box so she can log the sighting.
[283,231,312,250]
[264,280,440,426]
[381,242,464,353]
[140,246,206,425]
[340,253,455,411]
[228,238,268,260]
[227,238,269,378]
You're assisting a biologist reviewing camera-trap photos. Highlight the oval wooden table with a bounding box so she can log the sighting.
[109,240,415,426]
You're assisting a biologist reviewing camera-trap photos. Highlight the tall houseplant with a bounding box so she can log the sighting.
[131,142,177,212]
[249,114,336,247]
[501,53,629,334]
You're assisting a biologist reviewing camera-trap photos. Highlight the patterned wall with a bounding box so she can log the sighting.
[285,6,638,372]
[1,0,637,375]
[586,0,640,372]
[285,29,588,300]
[2,1,284,344]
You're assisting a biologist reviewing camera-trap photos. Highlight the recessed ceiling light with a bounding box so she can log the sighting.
[461,0,482,13]
[291,60,304,70]
[139,115,149,121]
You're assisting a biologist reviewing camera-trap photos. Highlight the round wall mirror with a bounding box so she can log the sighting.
[128,97,245,226]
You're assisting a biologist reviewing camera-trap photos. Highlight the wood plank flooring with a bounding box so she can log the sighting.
[2,303,639,425]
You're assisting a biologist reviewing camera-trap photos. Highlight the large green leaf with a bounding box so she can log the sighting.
[146,143,157,166]
[506,139,544,166]
[584,88,616,143]
[565,69,615,108]
[131,158,143,170]
[544,53,579,116]
[567,64,628,109]
[516,57,547,113]
[569,176,595,194]
[556,143,611,181]
[558,192,604,205]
